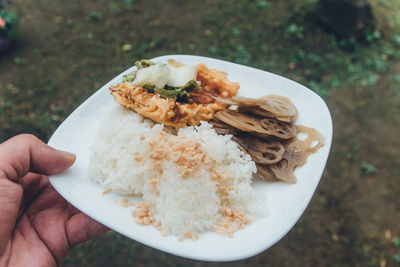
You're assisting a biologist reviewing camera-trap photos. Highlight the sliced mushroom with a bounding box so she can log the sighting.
[237,105,294,123]
[235,133,282,151]
[215,110,271,134]
[209,120,237,135]
[247,147,281,165]
[234,133,285,165]
[213,127,235,135]
[209,119,234,129]
[231,136,248,153]
[269,125,325,183]
[269,158,297,183]
[211,95,324,185]
[286,125,325,156]
[231,96,266,106]
[211,96,238,105]
[237,105,275,117]
[255,164,280,181]
[258,95,298,119]
[261,118,297,140]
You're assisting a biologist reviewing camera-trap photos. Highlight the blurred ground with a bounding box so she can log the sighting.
[1,0,399,266]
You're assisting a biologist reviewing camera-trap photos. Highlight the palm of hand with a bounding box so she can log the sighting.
[1,173,98,267]
[0,135,107,267]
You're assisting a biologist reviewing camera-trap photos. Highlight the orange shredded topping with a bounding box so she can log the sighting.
[102,188,112,195]
[178,232,199,241]
[148,131,208,178]
[132,202,155,225]
[127,123,253,239]
[120,198,135,207]
[212,207,251,237]
[209,169,252,236]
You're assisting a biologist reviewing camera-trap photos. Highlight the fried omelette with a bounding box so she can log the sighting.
[110,63,240,128]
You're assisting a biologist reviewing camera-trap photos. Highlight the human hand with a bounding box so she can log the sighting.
[0,134,108,267]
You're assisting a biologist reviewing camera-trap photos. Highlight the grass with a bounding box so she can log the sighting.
[1,0,399,266]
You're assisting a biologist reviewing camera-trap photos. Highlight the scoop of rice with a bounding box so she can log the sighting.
[89,106,263,237]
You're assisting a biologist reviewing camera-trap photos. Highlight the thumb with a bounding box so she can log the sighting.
[0,134,76,256]
[0,134,76,181]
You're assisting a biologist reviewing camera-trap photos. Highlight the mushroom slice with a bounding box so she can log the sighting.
[209,119,238,135]
[231,136,248,153]
[215,110,271,134]
[269,125,325,183]
[286,125,325,156]
[237,105,275,117]
[209,119,234,129]
[268,158,297,184]
[231,96,266,106]
[261,118,297,139]
[237,106,294,123]
[258,95,298,119]
[213,127,235,135]
[255,164,280,181]
[211,96,238,105]
[234,133,284,164]
[247,145,283,165]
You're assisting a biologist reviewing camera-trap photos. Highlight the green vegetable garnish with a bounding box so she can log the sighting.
[155,87,188,100]
[123,73,136,82]
[123,59,200,102]
[142,84,156,93]
[180,80,201,92]
[135,59,155,69]
[140,80,200,102]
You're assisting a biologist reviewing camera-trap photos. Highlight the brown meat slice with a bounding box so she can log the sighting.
[269,125,325,183]
[260,118,297,140]
[233,133,284,165]
[215,110,279,136]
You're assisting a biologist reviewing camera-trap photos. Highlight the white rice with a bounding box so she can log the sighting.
[89,106,264,237]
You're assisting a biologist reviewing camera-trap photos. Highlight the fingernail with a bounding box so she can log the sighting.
[57,149,76,161]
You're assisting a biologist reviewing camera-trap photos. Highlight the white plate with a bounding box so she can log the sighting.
[48,55,332,262]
